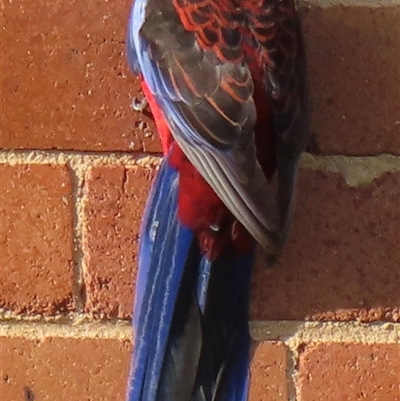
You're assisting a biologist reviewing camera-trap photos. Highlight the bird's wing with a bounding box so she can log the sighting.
[127,0,308,254]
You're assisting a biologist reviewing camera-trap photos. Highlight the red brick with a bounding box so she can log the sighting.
[84,165,155,318]
[249,342,289,401]
[0,336,132,401]
[1,335,289,400]
[298,343,400,401]
[302,5,400,155]
[1,0,161,152]
[250,171,400,322]
[4,2,399,156]
[0,164,75,315]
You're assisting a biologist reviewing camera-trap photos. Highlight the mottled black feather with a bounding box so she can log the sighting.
[192,254,248,399]
[157,242,202,401]
[139,0,308,254]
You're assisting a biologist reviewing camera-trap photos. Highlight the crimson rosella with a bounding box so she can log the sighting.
[126,0,308,399]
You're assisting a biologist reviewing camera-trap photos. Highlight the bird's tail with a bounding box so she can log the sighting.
[127,158,254,401]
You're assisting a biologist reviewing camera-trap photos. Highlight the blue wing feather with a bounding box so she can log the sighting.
[126,0,149,74]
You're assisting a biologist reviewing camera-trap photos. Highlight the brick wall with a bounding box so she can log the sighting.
[1,0,399,400]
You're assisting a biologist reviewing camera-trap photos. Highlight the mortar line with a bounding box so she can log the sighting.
[1,151,399,187]
[0,319,132,341]
[250,320,400,345]
[286,348,298,401]
[0,149,162,168]
[66,161,86,312]
[1,150,400,166]
[1,319,398,343]
[299,153,400,186]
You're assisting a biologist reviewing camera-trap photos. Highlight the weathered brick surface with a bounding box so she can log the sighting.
[250,170,400,322]
[0,336,132,401]
[302,5,400,155]
[1,0,161,152]
[83,167,400,322]
[0,336,288,400]
[2,1,399,155]
[249,342,288,401]
[0,164,75,315]
[84,165,155,318]
[298,343,400,401]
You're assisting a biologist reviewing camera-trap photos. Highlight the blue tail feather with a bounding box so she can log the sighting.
[128,159,194,401]
[216,253,253,401]
[127,158,254,401]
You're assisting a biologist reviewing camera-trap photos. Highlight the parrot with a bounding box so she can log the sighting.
[125,0,308,400]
